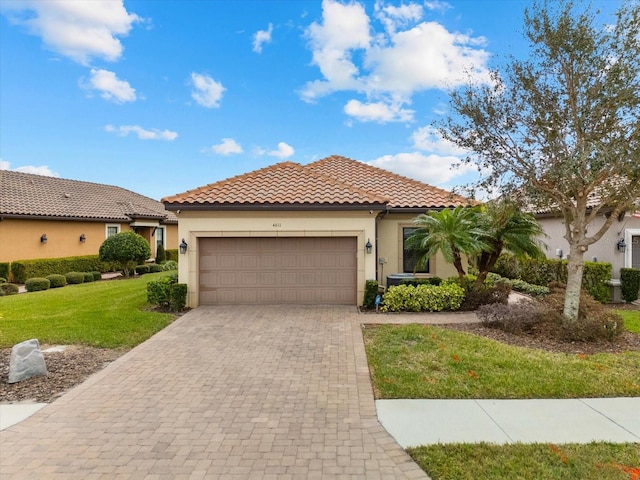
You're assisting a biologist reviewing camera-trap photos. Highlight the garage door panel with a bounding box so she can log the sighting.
[199,237,356,305]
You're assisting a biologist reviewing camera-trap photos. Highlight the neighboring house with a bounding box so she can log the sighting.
[0,170,178,264]
[535,198,640,299]
[163,155,472,307]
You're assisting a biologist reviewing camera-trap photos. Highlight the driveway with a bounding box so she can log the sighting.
[0,306,429,479]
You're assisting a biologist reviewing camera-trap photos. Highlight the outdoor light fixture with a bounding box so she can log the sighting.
[79,234,86,243]
[365,239,373,254]
[40,233,47,244]
[617,238,627,253]
[179,238,188,254]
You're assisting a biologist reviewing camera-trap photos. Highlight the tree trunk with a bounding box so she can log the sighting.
[563,246,585,324]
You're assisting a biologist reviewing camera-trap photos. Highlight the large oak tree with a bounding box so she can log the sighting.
[440,0,640,324]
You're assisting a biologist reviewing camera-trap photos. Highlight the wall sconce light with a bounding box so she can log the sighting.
[365,239,373,254]
[179,238,188,254]
[40,233,47,244]
[79,234,86,243]
[617,238,627,253]
[555,248,563,259]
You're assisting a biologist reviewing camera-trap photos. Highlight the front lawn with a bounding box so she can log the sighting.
[0,272,177,348]
[363,324,640,399]
[619,310,640,334]
[408,443,640,480]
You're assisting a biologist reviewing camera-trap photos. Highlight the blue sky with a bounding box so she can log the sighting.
[0,0,620,201]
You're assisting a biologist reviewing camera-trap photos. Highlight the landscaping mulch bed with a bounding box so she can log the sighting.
[0,346,126,403]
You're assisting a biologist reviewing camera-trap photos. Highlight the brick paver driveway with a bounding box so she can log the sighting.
[1,306,429,479]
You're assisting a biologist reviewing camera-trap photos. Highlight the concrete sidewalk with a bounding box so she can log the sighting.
[377,397,640,447]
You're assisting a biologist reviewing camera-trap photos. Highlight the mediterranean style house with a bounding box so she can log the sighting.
[0,170,178,263]
[163,155,473,307]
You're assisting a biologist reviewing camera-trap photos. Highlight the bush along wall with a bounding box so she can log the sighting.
[620,268,640,303]
[492,253,611,303]
[0,262,9,281]
[25,277,51,292]
[381,284,465,312]
[9,255,117,284]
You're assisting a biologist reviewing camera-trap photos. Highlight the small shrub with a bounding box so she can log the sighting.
[156,244,166,264]
[90,271,102,281]
[363,280,379,308]
[148,264,164,273]
[381,284,465,312]
[10,262,27,284]
[0,277,6,284]
[162,260,178,271]
[25,277,51,292]
[169,283,188,311]
[147,277,173,307]
[460,283,511,310]
[46,274,67,288]
[0,262,9,281]
[478,300,547,333]
[65,271,85,285]
[620,268,640,303]
[83,272,95,282]
[0,283,19,295]
[135,265,150,275]
[165,249,178,261]
[401,277,443,287]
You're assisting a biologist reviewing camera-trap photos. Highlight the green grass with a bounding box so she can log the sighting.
[408,442,640,480]
[0,273,176,348]
[363,324,640,399]
[619,310,640,334]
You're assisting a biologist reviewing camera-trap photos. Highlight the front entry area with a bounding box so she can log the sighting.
[199,237,357,305]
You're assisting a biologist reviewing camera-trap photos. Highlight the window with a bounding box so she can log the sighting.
[156,226,165,250]
[106,224,120,238]
[403,227,429,273]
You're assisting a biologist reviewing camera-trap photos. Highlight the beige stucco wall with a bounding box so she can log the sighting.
[0,219,179,263]
[376,213,464,285]
[175,209,467,307]
[537,213,640,279]
[175,209,379,307]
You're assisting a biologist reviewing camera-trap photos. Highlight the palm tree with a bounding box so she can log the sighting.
[406,206,488,290]
[473,200,547,290]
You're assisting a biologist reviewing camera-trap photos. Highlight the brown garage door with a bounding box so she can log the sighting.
[199,237,357,305]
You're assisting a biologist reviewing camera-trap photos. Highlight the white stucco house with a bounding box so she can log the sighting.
[162,155,473,307]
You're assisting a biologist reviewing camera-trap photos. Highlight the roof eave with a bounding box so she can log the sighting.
[164,202,388,211]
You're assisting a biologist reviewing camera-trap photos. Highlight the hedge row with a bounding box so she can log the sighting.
[492,253,612,303]
[620,268,640,303]
[8,255,118,284]
[380,283,466,312]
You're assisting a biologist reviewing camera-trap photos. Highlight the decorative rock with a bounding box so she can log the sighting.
[8,339,48,384]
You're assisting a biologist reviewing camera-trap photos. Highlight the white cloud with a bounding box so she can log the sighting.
[190,72,225,108]
[368,152,477,186]
[85,68,136,103]
[206,138,243,155]
[1,0,141,65]
[253,23,273,53]
[268,142,295,159]
[105,124,178,141]
[301,0,491,122]
[301,0,371,102]
[424,1,452,13]
[344,99,414,123]
[411,125,467,156]
[0,160,59,176]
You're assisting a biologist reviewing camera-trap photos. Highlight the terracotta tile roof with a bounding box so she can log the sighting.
[162,155,473,210]
[0,170,177,223]
[306,155,472,209]
[162,161,389,207]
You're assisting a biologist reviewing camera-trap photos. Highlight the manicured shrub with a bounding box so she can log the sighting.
[169,283,188,311]
[460,283,512,310]
[162,260,178,271]
[91,271,102,281]
[25,277,51,292]
[620,268,640,303]
[99,232,151,277]
[0,283,19,295]
[147,277,173,307]
[65,272,85,285]
[156,244,166,264]
[46,274,67,288]
[0,277,6,284]
[0,262,9,281]
[401,277,443,287]
[381,284,465,312]
[363,280,379,308]
[478,301,546,333]
[135,265,150,275]
[83,272,95,282]
[8,255,115,283]
[148,264,163,273]
[165,249,178,261]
